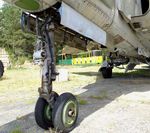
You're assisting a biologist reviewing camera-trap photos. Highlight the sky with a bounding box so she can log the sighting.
[0,0,4,8]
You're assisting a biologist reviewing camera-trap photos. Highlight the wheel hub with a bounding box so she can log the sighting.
[68,109,75,117]
[63,101,77,127]
[44,105,52,120]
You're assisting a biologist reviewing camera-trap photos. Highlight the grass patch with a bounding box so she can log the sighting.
[90,90,108,100]
[76,96,88,105]
[25,98,36,105]
[78,99,88,105]
[11,128,23,133]
[0,65,98,107]
[113,65,150,78]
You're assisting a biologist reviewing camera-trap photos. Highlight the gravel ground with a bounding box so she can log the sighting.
[0,65,150,133]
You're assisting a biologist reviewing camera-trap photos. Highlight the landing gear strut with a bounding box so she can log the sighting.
[33,17,78,132]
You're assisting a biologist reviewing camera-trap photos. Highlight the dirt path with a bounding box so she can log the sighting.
[0,65,150,133]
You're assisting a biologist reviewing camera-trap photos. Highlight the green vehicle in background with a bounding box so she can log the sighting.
[57,50,105,65]
[57,54,72,65]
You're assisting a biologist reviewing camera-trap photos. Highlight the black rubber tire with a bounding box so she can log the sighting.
[0,60,4,78]
[35,92,59,130]
[101,67,112,79]
[52,93,78,133]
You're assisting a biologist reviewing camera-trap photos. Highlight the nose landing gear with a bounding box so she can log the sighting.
[33,16,78,132]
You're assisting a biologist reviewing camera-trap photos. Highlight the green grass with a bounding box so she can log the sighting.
[1,64,149,107]
[0,65,98,106]
[90,90,108,100]
[78,99,88,105]
[76,96,88,105]
[11,130,23,133]
[0,67,40,93]
[0,66,40,104]
[25,98,37,105]
[11,127,23,133]
[113,65,150,77]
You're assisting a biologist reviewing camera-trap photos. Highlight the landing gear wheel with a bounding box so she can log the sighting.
[35,92,59,130]
[101,67,112,79]
[52,93,78,133]
[0,60,4,78]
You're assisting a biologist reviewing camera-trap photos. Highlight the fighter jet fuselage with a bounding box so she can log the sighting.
[4,0,150,63]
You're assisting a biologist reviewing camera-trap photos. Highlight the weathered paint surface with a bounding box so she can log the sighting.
[2,0,150,58]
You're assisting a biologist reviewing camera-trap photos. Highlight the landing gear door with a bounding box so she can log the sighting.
[118,0,143,19]
[131,0,150,32]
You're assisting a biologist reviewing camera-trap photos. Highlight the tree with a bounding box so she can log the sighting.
[0,4,35,66]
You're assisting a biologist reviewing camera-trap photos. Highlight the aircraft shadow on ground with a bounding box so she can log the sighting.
[74,67,150,124]
[0,67,150,133]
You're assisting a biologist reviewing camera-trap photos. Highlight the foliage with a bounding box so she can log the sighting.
[76,96,88,105]
[0,4,35,66]
[11,128,23,133]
